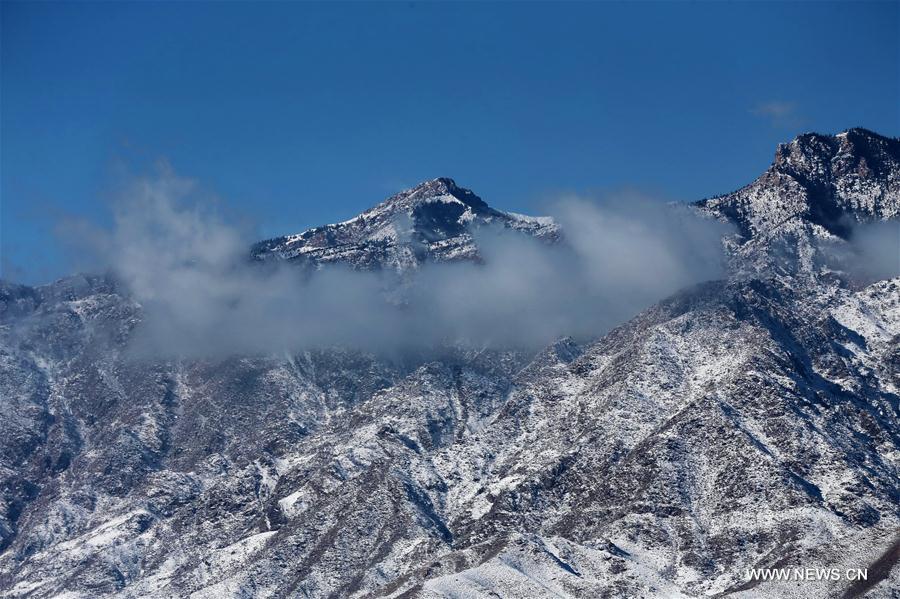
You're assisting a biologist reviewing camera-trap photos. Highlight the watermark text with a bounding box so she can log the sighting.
[746,567,867,582]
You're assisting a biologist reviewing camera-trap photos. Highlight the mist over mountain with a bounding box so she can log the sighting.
[51,173,732,356]
[1,129,899,598]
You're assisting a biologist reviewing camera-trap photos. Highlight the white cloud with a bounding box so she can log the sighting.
[70,172,734,357]
[750,100,801,127]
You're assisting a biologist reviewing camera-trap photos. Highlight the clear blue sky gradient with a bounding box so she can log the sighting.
[2,1,898,283]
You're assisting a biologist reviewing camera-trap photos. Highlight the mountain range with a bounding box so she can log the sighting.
[0,128,898,598]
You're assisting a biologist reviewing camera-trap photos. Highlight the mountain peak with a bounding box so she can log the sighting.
[408,177,459,195]
[372,177,492,217]
[252,178,557,269]
[839,126,890,139]
[698,128,900,242]
[773,128,900,177]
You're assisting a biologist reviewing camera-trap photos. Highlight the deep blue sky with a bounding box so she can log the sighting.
[2,1,898,283]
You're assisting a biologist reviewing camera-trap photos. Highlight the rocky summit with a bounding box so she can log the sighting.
[1,129,898,598]
[250,177,558,271]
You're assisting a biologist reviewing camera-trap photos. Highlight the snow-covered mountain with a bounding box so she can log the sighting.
[0,129,898,598]
[698,128,899,238]
[697,128,900,276]
[251,177,558,270]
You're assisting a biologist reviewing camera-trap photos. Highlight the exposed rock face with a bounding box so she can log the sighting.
[697,128,899,239]
[250,177,558,271]
[0,130,898,598]
[696,128,900,276]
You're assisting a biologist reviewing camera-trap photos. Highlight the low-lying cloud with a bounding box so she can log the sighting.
[79,173,738,356]
[832,220,900,283]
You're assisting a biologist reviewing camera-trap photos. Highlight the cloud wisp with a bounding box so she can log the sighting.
[750,100,802,128]
[832,220,900,283]
[73,173,736,357]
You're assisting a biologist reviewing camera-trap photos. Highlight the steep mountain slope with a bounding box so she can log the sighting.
[0,129,898,598]
[697,128,899,236]
[697,128,900,275]
[250,177,558,271]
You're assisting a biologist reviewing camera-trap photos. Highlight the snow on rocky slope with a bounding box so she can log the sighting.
[250,177,558,271]
[697,128,900,276]
[0,129,898,598]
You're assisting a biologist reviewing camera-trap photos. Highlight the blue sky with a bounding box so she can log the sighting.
[2,1,897,284]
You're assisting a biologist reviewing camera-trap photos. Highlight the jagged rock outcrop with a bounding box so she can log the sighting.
[697,128,899,239]
[697,128,899,277]
[251,177,558,271]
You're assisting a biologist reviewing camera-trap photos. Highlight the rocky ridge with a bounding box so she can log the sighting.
[250,177,558,271]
